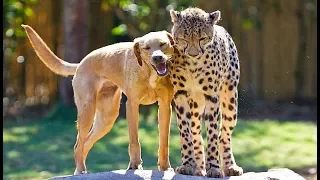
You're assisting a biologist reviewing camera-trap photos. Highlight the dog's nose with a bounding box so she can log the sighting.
[152,55,163,62]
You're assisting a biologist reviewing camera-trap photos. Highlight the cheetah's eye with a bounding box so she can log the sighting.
[199,37,207,41]
[176,37,185,41]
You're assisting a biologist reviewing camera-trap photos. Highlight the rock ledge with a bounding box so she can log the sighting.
[48,168,305,180]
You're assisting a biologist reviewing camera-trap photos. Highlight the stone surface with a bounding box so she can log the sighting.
[48,168,306,180]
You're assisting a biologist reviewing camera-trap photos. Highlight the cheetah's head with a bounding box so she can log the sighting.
[170,7,221,58]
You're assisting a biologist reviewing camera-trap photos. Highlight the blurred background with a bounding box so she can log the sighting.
[3,0,317,180]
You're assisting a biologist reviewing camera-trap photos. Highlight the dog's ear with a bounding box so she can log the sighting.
[165,32,175,46]
[133,39,143,66]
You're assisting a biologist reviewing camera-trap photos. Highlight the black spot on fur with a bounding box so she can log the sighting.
[186,112,191,119]
[230,97,235,104]
[178,106,184,114]
[174,90,188,99]
[228,104,234,111]
[191,121,195,127]
[180,76,186,82]
[204,94,218,103]
[183,144,187,150]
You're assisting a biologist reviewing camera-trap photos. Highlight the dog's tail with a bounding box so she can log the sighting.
[21,24,78,76]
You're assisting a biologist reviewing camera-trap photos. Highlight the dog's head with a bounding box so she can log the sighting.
[133,31,175,76]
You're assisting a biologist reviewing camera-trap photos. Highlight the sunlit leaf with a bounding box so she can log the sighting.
[119,0,132,8]
[15,29,25,37]
[111,24,128,36]
[15,17,23,24]
[101,2,110,12]
[241,18,254,31]
[140,6,150,16]
[6,28,14,37]
[13,1,23,10]
[139,22,148,31]
[6,12,15,20]
[24,7,34,17]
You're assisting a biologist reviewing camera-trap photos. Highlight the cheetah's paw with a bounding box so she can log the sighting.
[224,165,243,176]
[194,169,206,176]
[206,167,224,178]
[175,165,196,175]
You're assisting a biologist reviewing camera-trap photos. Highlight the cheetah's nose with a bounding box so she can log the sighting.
[187,49,199,57]
[188,53,198,57]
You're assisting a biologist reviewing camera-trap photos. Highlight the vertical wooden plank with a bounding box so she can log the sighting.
[277,0,298,100]
[303,0,317,99]
[262,0,279,100]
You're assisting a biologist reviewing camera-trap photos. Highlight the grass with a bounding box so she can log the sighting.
[3,103,317,180]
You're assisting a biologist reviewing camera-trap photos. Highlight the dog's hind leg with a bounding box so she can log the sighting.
[82,86,121,165]
[73,77,100,175]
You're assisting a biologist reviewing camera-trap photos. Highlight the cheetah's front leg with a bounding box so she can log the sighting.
[219,80,243,176]
[189,96,206,176]
[173,93,197,176]
[203,94,224,178]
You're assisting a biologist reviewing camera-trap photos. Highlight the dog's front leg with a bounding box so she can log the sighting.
[157,99,173,171]
[126,99,143,170]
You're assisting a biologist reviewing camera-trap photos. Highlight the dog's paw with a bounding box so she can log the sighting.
[166,167,175,172]
[224,165,243,176]
[158,162,171,171]
[206,167,224,178]
[175,165,196,175]
[127,162,143,170]
[73,169,88,175]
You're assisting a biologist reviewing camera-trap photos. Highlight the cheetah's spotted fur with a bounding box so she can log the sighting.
[168,7,243,177]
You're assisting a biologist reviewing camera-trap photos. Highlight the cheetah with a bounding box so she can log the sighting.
[168,7,243,177]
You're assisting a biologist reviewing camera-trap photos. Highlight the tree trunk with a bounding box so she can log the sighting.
[60,0,88,107]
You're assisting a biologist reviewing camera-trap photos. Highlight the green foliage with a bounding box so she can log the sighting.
[3,104,317,179]
[4,0,38,57]
[103,0,193,39]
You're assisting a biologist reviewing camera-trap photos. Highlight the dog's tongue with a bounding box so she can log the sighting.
[156,62,167,75]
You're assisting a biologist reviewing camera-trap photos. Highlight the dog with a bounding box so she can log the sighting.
[22,24,175,175]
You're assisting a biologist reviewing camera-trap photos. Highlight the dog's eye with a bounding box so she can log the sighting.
[159,42,167,47]
[142,46,150,50]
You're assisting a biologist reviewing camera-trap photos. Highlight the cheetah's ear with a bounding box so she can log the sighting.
[170,9,181,23]
[209,10,221,24]
[133,38,143,66]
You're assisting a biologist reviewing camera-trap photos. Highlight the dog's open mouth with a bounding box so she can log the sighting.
[153,62,168,76]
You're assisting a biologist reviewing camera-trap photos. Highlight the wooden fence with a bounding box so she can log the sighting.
[5,0,317,106]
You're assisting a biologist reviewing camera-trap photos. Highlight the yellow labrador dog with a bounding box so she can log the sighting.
[22,25,175,175]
